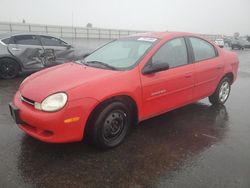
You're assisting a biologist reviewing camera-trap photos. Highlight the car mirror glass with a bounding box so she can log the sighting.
[142,60,169,75]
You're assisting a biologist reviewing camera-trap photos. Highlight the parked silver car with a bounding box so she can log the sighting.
[231,38,250,50]
[0,33,86,79]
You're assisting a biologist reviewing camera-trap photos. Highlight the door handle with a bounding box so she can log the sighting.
[184,72,193,78]
[11,47,21,51]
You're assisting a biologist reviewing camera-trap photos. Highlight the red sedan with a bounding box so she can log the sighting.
[9,32,239,148]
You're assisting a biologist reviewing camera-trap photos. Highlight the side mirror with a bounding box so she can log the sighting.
[142,60,170,75]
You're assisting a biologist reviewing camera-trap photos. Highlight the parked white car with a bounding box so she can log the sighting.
[215,38,224,48]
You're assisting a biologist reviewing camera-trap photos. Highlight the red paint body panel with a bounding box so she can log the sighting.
[193,56,224,100]
[12,32,239,143]
[139,63,195,119]
[14,91,98,143]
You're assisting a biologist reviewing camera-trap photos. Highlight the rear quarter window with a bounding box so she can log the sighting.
[1,38,10,44]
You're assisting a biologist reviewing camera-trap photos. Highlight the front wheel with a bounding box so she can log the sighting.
[209,77,231,105]
[90,101,131,149]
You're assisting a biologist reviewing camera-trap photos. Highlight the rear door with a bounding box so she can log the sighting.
[39,35,74,66]
[8,35,45,69]
[188,37,224,100]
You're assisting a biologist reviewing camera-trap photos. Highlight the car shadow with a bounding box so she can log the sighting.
[17,103,229,187]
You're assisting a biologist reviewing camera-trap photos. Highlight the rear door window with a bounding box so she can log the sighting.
[14,35,40,45]
[1,38,10,44]
[40,36,67,47]
[189,37,217,62]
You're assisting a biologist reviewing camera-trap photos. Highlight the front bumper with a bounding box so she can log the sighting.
[11,91,98,143]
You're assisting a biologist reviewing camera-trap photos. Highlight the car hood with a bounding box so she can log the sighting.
[19,63,118,102]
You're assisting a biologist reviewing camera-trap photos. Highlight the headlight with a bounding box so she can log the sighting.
[35,92,67,112]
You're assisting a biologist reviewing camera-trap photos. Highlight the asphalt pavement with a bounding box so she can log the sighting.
[0,48,250,188]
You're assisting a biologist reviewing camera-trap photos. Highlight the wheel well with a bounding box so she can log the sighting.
[84,95,139,138]
[0,57,21,71]
[224,72,234,84]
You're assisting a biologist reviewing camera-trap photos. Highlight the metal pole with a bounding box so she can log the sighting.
[87,28,89,40]
[9,23,12,33]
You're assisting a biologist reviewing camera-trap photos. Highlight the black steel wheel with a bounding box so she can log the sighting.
[0,58,19,79]
[90,101,131,149]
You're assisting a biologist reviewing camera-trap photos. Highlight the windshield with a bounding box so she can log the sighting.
[83,37,157,70]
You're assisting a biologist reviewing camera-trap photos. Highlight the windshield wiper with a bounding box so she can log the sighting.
[85,61,117,70]
[79,59,88,66]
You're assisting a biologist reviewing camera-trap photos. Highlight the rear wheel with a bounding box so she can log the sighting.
[89,101,131,149]
[209,77,231,105]
[0,58,19,79]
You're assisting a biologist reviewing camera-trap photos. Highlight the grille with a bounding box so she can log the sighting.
[20,95,35,106]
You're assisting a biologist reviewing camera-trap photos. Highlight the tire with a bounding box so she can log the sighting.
[0,58,19,79]
[209,77,231,105]
[89,101,131,149]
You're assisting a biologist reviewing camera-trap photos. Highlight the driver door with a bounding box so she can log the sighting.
[140,37,194,119]
[39,35,74,66]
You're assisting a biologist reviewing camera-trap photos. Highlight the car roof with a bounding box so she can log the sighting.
[131,31,201,39]
[0,32,62,39]
[0,32,69,44]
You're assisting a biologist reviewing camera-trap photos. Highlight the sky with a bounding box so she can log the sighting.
[0,0,249,35]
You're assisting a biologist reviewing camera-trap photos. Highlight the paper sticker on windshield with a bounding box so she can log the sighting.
[137,37,157,42]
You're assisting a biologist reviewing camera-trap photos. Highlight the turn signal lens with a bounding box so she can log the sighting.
[64,117,80,123]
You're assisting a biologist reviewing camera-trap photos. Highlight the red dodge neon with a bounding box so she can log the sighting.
[9,32,239,148]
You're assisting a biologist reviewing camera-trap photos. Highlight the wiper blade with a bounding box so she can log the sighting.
[74,60,84,65]
[79,59,88,66]
[86,61,117,70]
